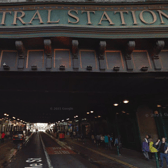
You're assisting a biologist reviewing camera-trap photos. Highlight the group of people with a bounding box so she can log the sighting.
[142,135,168,168]
[91,134,122,154]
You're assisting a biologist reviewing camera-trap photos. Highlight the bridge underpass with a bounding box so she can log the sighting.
[0,71,168,123]
[1,72,168,168]
[0,71,168,149]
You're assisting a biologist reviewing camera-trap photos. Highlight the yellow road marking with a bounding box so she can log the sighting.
[69,140,138,168]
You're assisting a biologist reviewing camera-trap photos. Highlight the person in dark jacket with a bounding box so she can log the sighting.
[155,137,168,168]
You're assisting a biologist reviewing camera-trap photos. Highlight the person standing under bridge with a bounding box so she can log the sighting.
[142,137,149,160]
[114,136,122,155]
[1,132,5,143]
[155,137,168,168]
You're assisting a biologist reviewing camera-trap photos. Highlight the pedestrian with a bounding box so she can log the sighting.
[73,131,76,138]
[1,132,5,143]
[145,134,151,143]
[100,134,104,146]
[154,138,161,160]
[114,136,122,155]
[110,133,114,146]
[6,131,10,139]
[149,138,158,159]
[104,134,108,149]
[108,134,112,149]
[91,134,95,143]
[155,137,168,168]
[96,134,100,146]
[142,137,150,160]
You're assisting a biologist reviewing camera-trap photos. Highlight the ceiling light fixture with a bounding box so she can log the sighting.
[123,100,129,104]
[113,103,119,106]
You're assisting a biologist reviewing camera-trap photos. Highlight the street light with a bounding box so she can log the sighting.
[74,116,76,118]
[13,117,15,119]
[66,118,69,120]
[4,113,7,116]
[98,115,101,118]
[17,118,20,121]
[90,111,94,113]
[87,112,89,114]
[76,115,78,118]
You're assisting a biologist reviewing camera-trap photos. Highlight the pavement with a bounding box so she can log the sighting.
[64,138,157,168]
[0,139,16,168]
[0,133,167,168]
[0,134,32,168]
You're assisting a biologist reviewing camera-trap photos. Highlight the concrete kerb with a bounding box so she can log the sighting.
[45,133,138,168]
[1,133,34,167]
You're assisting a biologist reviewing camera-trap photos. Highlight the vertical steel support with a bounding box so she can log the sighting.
[155,152,159,168]
[115,114,120,156]
[135,112,143,150]
[159,108,167,141]
[115,114,120,139]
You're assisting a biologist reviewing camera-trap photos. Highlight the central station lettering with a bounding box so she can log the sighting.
[0,9,168,26]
